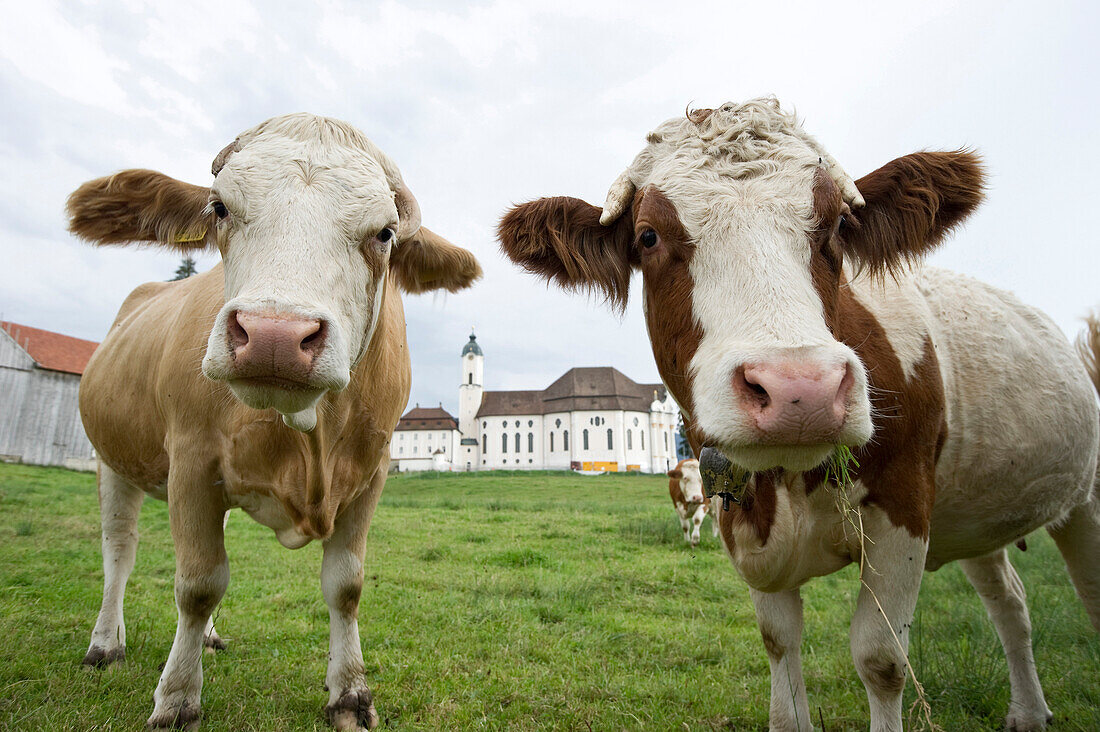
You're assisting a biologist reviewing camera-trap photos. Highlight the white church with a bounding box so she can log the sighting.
[390,333,682,473]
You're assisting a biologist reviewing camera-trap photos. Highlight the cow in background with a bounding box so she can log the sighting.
[668,458,712,545]
[68,113,481,731]
[499,98,1099,732]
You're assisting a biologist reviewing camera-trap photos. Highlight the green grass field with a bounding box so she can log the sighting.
[0,462,1096,731]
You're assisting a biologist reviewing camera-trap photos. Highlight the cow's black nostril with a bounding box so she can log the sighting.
[227,310,249,350]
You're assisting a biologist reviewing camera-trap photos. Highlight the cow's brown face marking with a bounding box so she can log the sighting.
[810,169,848,335]
[634,187,703,426]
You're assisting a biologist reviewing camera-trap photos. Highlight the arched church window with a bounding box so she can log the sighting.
[627,431,633,450]
[515,420,520,428]
[550,432,555,452]
[515,432,520,452]
[528,420,533,427]
[555,419,561,428]
[583,429,589,450]
[527,433,533,452]
[641,431,645,450]
[483,434,487,453]
[563,430,569,450]
[468,373,472,384]
[633,417,639,426]
[607,429,613,450]
[663,433,668,451]
[502,434,508,453]
[482,421,487,428]
[502,420,507,428]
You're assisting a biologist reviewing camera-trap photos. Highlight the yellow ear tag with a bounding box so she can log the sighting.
[174,228,208,243]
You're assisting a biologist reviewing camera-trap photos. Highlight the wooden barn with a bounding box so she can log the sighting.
[0,321,98,470]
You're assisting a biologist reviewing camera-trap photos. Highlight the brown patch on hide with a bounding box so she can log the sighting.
[636,188,704,427]
[841,150,986,277]
[178,588,221,619]
[810,169,847,334]
[760,628,786,660]
[67,169,214,250]
[718,470,780,547]
[859,652,907,695]
[833,294,944,539]
[337,583,362,617]
[497,196,637,310]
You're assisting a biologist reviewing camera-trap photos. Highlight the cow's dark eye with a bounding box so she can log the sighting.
[640,229,658,249]
[377,227,394,244]
[212,201,229,219]
[838,214,847,228]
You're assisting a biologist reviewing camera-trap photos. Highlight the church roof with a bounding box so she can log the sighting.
[477,390,543,417]
[395,405,458,431]
[461,332,483,356]
[1,321,99,375]
[476,367,665,417]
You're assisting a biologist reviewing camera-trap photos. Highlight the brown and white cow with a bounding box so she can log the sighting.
[667,458,712,545]
[68,114,481,731]
[499,98,1100,732]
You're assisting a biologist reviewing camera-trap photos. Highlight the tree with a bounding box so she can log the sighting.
[171,256,197,281]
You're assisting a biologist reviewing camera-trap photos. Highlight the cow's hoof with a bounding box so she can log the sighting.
[327,688,379,731]
[146,701,201,730]
[82,645,125,668]
[203,630,227,654]
[1007,705,1053,732]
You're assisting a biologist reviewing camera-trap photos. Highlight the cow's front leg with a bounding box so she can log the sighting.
[751,587,813,732]
[848,511,928,732]
[675,505,692,544]
[689,503,707,546]
[84,462,144,668]
[322,470,385,731]
[148,460,228,731]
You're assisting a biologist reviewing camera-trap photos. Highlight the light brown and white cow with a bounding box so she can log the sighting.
[68,114,481,731]
[667,458,712,545]
[499,98,1100,732]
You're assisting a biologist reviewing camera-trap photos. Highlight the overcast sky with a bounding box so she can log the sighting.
[2,0,1098,416]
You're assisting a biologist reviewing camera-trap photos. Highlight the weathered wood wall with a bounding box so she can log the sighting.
[0,334,94,469]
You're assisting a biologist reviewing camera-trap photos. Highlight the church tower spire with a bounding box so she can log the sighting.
[458,328,483,439]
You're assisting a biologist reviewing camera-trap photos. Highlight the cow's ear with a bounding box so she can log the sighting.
[67,170,215,251]
[389,226,482,293]
[840,151,985,276]
[498,197,638,311]
[667,468,683,479]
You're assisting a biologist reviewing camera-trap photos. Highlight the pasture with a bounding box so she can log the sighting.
[0,462,1097,731]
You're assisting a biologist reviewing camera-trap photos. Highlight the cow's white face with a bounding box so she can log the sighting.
[69,114,481,433]
[618,106,871,471]
[676,459,705,503]
[643,174,872,472]
[199,115,409,429]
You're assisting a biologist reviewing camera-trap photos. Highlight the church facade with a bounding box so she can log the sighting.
[390,333,681,474]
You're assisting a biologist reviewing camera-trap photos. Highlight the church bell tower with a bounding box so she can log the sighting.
[458,329,483,439]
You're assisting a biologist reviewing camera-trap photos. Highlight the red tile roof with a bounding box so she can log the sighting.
[1,321,99,375]
[395,405,459,431]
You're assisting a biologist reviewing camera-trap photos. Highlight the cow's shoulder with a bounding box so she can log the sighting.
[846,268,935,383]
